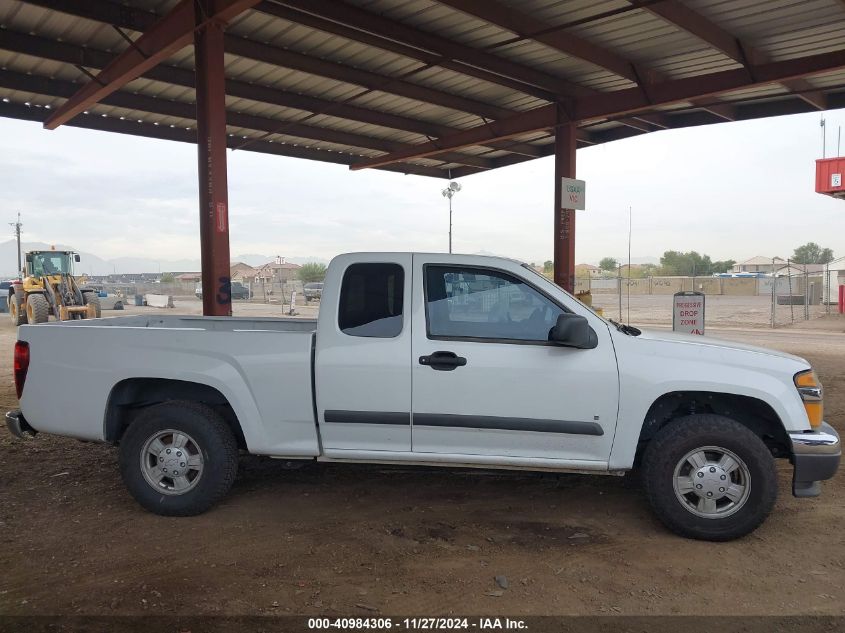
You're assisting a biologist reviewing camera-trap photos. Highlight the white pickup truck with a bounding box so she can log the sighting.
[6,253,840,541]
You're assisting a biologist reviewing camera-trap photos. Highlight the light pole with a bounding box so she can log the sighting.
[441,181,461,253]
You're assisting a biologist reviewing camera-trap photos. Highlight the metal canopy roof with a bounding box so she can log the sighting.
[1,0,845,179]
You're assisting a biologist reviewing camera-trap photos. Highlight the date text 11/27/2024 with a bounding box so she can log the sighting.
[307,617,527,630]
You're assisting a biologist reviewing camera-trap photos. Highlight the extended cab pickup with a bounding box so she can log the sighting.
[6,253,840,541]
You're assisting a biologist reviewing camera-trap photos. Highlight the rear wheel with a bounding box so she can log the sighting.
[642,414,777,541]
[82,291,102,317]
[119,401,238,516]
[9,292,27,325]
[26,293,49,324]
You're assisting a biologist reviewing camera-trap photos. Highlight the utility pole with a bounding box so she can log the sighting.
[9,212,22,277]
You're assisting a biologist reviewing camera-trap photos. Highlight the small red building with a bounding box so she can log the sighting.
[815,157,845,199]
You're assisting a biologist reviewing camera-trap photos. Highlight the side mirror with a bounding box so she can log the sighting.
[74,254,81,262]
[549,313,598,349]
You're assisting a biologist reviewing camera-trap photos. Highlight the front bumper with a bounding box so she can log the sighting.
[5,409,36,439]
[790,421,840,498]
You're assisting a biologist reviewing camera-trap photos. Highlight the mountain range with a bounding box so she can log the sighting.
[0,240,328,277]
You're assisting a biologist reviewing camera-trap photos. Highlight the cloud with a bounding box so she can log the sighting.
[2,108,844,273]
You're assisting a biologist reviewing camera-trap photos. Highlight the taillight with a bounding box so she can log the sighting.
[13,341,29,399]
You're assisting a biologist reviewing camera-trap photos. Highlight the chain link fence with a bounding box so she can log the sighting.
[581,262,844,329]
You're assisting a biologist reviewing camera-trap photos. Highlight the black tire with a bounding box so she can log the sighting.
[10,292,27,325]
[119,401,238,516]
[82,291,102,317]
[642,414,777,541]
[114,301,124,310]
[26,293,49,323]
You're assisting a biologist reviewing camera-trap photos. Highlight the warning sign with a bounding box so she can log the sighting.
[673,291,705,335]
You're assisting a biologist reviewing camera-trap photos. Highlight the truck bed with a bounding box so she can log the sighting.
[17,314,320,457]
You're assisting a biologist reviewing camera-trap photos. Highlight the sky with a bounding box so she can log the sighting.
[2,107,845,271]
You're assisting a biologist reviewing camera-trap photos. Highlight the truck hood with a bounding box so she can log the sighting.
[631,328,809,366]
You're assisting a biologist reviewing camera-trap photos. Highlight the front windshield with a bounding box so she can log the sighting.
[30,252,72,276]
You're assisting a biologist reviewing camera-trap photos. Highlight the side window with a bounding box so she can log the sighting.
[425,266,565,342]
[338,263,405,338]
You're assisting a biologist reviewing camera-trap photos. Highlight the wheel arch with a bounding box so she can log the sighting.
[105,378,247,450]
[635,391,791,463]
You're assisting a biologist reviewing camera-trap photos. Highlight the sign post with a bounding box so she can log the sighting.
[673,291,705,335]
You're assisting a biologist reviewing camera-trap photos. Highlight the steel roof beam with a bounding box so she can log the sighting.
[436,0,639,83]
[43,0,261,129]
[254,2,557,101]
[695,101,737,122]
[0,69,495,170]
[639,1,827,110]
[351,49,845,170]
[1,100,468,179]
[26,0,529,121]
[782,78,827,110]
[223,34,513,120]
[350,105,559,170]
[263,0,588,98]
[642,1,750,64]
[0,29,549,158]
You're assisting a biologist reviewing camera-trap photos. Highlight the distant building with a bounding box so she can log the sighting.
[774,263,827,276]
[230,262,258,284]
[575,263,602,278]
[175,272,201,282]
[732,256,786,274]
[255,258,302,283]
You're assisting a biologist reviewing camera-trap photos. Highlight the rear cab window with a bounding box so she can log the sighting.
[338,263,404,338]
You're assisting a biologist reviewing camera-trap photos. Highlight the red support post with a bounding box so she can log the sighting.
[195,1,232,316]
[553,122,577,293]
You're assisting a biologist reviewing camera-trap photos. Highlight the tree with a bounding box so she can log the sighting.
[711,259,736,274]
[659,250,714,276]
[297,262,327,283]
[542,260,553,274]
[599,257,618,271]
[160,272,175,283]
[792,242,834,265]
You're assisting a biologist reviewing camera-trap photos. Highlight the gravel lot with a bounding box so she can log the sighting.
[1,302,843,617]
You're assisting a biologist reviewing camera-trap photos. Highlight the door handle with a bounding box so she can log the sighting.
[419,351,467,371]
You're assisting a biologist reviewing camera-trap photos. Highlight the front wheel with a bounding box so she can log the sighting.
[26,293,49,323]
[82,291,102,317]
[119,401,239,516]
[642,414,777,541]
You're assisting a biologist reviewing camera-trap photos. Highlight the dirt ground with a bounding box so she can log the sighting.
[1,304,844,617]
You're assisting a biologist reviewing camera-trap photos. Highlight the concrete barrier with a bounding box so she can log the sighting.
[144,294,174,308]
[621,278,650,294]
[589,279,618,294]
[722,278,757,296]
[651,277,683,295]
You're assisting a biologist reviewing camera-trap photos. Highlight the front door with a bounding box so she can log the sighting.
[410,255,619,465]
[315,255,412,453]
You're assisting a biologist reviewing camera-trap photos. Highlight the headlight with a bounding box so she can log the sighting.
[794,370,823,429]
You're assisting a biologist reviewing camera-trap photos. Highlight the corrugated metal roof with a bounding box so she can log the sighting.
[0,0,844,178]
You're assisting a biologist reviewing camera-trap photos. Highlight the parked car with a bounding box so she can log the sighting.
[303,282,323,302]
[195,281,249,300]
[0,280,12,298]
[5,253,839,541]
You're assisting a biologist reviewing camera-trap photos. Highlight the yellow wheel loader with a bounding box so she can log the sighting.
[9,249,100,325]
